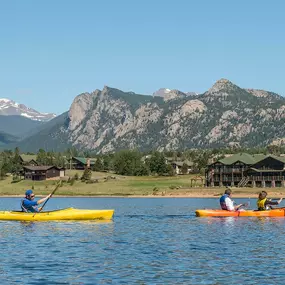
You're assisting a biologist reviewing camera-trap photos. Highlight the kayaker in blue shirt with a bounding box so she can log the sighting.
[21,190,52,213]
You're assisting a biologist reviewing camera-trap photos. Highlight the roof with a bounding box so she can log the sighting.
[23,166,64,171]
[172,160,193,167]
[218,153,266,165]
[73,157,96,165]
[20,154,37,162]
[213,153,285,166]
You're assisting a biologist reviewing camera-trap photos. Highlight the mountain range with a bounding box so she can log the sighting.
[1,79,285,153]
[0,98,56,121]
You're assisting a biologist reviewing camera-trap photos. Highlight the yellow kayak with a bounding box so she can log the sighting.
[0,208,114,221]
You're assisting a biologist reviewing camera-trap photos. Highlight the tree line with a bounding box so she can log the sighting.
[0,144,285,179]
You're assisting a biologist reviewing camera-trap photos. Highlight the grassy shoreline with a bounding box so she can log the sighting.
[0,170,284,199]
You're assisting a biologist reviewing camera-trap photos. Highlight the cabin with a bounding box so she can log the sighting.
[20,154,38,166]
[23,166,65,181]
[67,157,96,170]
[171,160,193,175]
[205,153,285,188]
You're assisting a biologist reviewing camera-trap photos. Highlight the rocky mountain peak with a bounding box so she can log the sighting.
[0,98,56,122]
[153,88,196,102]
[207,78,238,94]
[9,80,285,153]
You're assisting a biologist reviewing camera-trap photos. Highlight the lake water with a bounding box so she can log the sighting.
[0,197,285,284]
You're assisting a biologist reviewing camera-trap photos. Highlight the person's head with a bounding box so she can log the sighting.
[25,189,35,200]
[225,188,232,196]
[259,191,267,200]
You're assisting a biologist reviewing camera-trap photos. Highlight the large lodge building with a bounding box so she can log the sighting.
[205,153,285,188]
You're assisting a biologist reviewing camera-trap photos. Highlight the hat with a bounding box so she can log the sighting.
[25,189,33,196]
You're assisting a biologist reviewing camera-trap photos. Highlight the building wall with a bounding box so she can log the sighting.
[206,157,285,187]
[24,171,46,181]
[24,167,63,180]
[46,168,61,178]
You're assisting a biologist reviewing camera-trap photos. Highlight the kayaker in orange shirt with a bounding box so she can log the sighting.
[257,191,282,211]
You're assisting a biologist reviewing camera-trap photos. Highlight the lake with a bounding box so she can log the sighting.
[0,197,285,284]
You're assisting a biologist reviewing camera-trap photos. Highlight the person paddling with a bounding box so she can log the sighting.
[257,191,282,211]
[220,188,245,211]
[21,190,52,213]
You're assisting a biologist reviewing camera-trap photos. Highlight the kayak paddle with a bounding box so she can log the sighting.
[32,181,61,217]
[40,181,62,212]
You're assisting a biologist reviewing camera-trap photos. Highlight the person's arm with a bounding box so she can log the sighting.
[36,194,51,205]
[235,204,244,210]
[265,198,282,206]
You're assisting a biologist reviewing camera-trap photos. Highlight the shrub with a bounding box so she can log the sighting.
[81,169,92,181]
[74,173,79,180]
[152,187,159,195]
[11,176,21,183]
[69,178,75,186]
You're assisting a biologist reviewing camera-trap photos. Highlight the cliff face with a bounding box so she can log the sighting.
[64,79,285,153]
[14,79,285,153]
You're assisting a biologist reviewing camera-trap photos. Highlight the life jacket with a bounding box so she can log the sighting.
[21,199,28,212]
[20,198,38,213]
[220,194,230,210]
[257,198,268,211]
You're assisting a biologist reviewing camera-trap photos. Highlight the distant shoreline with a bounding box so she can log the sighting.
[0,193,284,199]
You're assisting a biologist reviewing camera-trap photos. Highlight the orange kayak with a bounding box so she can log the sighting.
[195,209,285,217]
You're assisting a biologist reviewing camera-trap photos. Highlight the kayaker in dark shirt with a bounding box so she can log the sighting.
[257,191,282,211]
[21,190,52,213]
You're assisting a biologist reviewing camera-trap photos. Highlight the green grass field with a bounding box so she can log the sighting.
[0,171,202,196]
[0,170,285,198]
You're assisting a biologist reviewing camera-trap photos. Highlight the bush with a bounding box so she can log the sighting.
[69,178,75,186]
[166,164,175,176]
[74,173,79,180]
[152,187,159,195]
[11,176,21,183]
[81,169,92,181]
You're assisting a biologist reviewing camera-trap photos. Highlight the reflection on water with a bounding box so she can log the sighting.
[0,197,285,284]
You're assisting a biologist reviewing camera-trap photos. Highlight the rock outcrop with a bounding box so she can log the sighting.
[14,79,285,153]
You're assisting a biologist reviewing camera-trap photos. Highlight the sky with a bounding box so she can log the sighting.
[0,0,284,114]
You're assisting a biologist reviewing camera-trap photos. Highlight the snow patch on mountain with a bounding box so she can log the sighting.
[0,98,56,122]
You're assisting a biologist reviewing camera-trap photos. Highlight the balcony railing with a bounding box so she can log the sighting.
[212,175,285,182]
[213,177,242,182]
[250,176,285,181]
[213,168,247,173]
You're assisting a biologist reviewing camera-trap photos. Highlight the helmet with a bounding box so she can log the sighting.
[25,189,33,196]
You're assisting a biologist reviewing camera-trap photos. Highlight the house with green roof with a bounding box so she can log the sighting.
[206,153,285,188]
[171,160,194,175]
[67,157,96,170]
[19,154,38,166]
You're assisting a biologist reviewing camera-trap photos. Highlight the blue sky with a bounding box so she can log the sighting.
[0,0,284,114]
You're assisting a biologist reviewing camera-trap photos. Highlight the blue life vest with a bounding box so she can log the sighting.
[20,199,28,212]
[220,194,230,210]
[20,198,39,213]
